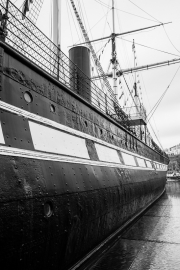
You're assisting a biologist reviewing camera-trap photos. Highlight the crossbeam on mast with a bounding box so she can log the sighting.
[116,58,180,76]
[71,22,171,47]
[91,58,180,79]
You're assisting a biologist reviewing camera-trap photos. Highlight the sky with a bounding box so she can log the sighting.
[13,0,180,150]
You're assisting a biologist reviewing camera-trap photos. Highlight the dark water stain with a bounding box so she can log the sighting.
[86,180,180,270]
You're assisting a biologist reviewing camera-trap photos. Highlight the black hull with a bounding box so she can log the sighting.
[0,41,168,269]
[0,155,166,269]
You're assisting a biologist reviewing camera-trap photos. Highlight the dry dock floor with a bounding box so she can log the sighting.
[87,180,180,270]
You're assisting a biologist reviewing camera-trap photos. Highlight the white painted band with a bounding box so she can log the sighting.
[0,121,5,144]
[136,157,147,168]
[0,101,167,171]
[122,152,136,167]
[29,121,90,159]
[95,143,121,163]
[0,145,167,171]
[0,101,154,160]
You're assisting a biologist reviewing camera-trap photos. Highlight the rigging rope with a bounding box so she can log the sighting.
[149,122,164,150]
[66,1,74,44]
[117,37,180,57]
[128,0,161,23]
[163,26,180,55]
[93,0,158,22]
[147,64,180,123]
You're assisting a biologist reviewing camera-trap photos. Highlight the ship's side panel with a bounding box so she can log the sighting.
[0,154,166,269]
[0,45,168,164]
[0,43,168,269]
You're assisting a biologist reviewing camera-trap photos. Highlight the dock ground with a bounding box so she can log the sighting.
[86,180,180,270]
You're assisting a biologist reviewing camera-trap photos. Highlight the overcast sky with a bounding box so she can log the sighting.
[14,0,180,150]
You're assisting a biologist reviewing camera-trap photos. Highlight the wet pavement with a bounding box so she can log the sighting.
[87,180,180,270]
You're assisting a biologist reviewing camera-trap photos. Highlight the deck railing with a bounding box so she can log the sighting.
[0,0,130,125]
[0,1,168,158]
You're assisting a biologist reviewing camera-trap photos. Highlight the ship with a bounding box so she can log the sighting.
[167,172,180,180]
[0,0,172,269]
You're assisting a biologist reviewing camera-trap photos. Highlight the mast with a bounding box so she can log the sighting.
[111,0,118,98]
[52,0,61,47]
[52,0,61,79]
[132,39,139,106]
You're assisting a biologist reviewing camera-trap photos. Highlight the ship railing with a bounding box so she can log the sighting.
[0,0,132,128]
[124,106,147,124]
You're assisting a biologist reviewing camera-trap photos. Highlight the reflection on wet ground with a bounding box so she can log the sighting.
[87,180,180,270]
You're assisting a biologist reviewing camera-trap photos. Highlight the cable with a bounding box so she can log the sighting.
[116,0,135,96]
[147,64,180,122]
[115,8,158,23]
[163,26,180,55]
[128,0,162,23]
[117,37,180,57]
[73,9,111,46]
[66,1,74,45]
[101,0,111,46]
[149,122,164,150]
[94,0,158,22]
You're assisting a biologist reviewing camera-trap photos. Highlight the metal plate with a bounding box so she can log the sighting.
[29,121,90,159]
[122,152,137,166]
[95,143,121,163]
[0,121,5,144]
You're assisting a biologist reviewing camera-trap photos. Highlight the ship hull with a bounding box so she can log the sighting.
[0,42,168,269]
[0,153,166,269]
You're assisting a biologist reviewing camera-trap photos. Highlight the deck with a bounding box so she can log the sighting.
[82,180,180,270]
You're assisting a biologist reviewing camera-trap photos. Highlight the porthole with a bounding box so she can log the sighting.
[50,104,56,113]
[24,91,33,103]
[44,202,53,218]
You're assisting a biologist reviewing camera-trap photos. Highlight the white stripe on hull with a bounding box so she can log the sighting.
[121,152,136,166]
[29,121,90,159]
[0,145,167,171]
[95,143,121,163]
[0,122,5,144]
[0,101,152,160]
[0,101,168,171]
